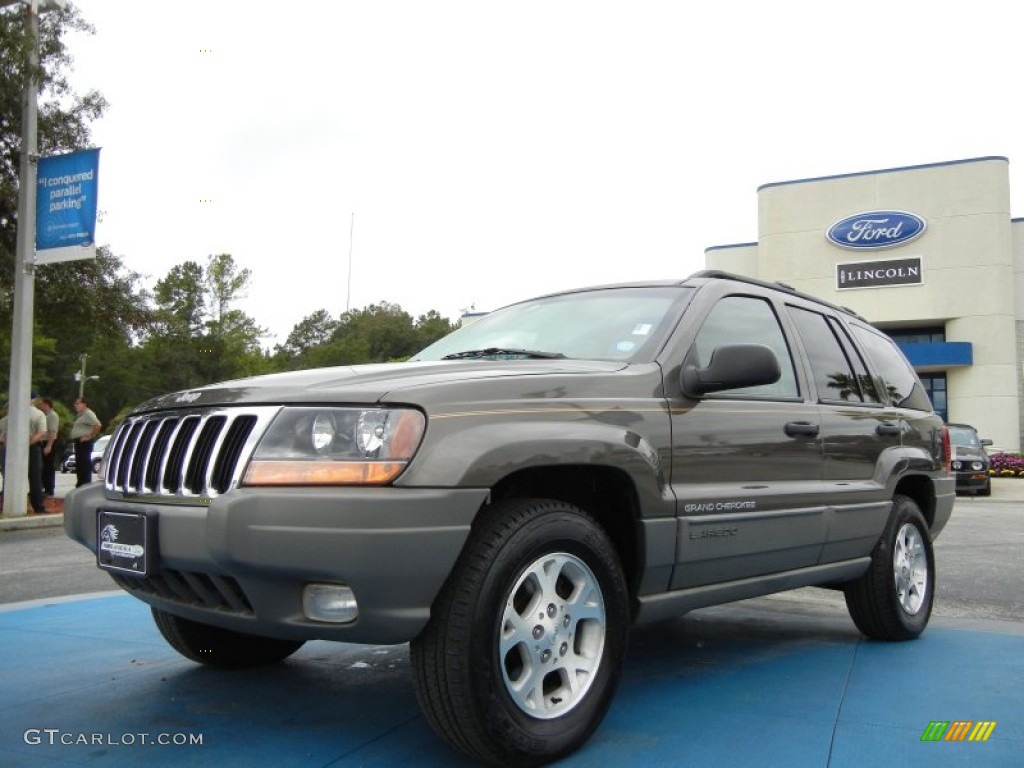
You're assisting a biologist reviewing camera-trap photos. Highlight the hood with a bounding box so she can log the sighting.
[135,359,631,412]
[953,445,988,463]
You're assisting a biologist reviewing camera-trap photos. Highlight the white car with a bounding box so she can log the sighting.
[61,434,111,474]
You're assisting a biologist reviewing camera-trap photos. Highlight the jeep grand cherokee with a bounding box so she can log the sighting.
[65,271,954,765]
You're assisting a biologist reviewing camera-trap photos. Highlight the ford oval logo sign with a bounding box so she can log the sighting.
[826,210,926,250]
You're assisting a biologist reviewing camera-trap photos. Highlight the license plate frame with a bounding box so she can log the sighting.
[97,509,156,577]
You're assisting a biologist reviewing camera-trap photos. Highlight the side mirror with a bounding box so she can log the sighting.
[681,343,781,398]
[981,438,993,447]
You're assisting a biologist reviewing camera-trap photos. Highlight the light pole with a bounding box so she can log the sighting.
[75,353,99,398]
[2,0,68,518]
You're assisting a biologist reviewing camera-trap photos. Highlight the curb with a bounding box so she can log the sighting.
[0,513,64,532]
[0,497,65,532]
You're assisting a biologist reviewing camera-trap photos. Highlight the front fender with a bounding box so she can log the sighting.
[397,406,673,517]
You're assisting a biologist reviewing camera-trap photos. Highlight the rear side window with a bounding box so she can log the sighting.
[692,296,799,399]
[827,318,881,403]
[787,306,882,404]
[850,325,933,411]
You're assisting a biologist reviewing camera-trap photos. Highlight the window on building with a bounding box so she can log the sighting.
[918,373,948,422]
[885,327,945,344]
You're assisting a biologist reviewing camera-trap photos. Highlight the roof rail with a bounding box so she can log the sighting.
[687,270,868,322]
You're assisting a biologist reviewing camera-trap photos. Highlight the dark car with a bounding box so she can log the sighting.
[65,271,955,766]
[948,422,992,496]
[60,446,75,473]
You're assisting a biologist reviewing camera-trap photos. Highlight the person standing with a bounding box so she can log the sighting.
[37,396,60,497]
[27,393,48,514]
[70,397,102,488]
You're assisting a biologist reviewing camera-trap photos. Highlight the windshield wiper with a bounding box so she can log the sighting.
[441,347,566,360]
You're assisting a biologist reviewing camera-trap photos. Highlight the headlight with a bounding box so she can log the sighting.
[971,461,985,472]
[242,407,426,486]
[951,460,962,471]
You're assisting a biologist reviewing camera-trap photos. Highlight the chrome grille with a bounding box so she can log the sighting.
[103,407,280,501]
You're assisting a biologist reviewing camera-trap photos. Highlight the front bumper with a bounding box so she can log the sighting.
[954,470,990,492]
[64,483,488,644]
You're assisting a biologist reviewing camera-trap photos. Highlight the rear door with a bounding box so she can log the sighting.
[784,305,900,563]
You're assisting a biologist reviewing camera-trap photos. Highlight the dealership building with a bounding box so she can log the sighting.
[705,155,1023,452]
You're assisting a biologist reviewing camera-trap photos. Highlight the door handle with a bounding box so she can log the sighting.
[785,421,820,438]
[876,422,901,437]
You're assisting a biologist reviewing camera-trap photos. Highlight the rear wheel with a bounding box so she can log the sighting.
[844,495,934,640]
[410,498,629,766]
[152,607,304,668]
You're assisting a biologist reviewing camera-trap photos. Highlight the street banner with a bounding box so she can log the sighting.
[35,147,100,264]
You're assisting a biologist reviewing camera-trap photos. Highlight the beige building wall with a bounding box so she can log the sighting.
[1014,218,1024,446]
[706,157,1021,452]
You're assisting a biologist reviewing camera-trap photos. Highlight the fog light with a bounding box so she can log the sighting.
[303,584,358,623]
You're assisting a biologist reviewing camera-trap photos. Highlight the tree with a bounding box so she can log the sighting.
[280,309,338,358]
[274,301,457,370]
[141,254,268,390]
[414,309,456,350]
[30,246,152,421]
[153,261,205,338]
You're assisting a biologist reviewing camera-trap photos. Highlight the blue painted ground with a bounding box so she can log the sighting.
[0,593,1020,766]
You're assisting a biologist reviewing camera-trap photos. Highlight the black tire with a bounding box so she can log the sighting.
[410,498,630,766]
[843,495,934,641]
[151,607,304,669]
[977,479,991,497]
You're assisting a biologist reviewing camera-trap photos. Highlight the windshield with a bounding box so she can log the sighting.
[412,286,694,363]
[948,425,981,448]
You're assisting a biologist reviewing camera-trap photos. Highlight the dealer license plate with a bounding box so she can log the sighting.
[97,510,155,576]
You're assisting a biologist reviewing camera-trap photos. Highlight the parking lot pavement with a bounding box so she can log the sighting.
[2,479,1022,765]
[0,593,1021,766]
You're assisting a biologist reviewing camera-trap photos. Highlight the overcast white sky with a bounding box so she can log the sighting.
[60,0,1021,348]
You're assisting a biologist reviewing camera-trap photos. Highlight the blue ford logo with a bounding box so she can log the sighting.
[826,210,926,250]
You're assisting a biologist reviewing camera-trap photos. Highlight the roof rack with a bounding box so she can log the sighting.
[687,270,868,322]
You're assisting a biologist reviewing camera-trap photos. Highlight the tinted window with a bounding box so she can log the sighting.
[850,325,933,411]
[788,306,867,403]
[827,318,881,403]
[692,296,798,398]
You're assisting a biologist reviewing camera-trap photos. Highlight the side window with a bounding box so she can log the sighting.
[788,306,866,403]
[850,325,933,411]
[827,317,881,403]
[786,307,884,405]
[692,296,799,398]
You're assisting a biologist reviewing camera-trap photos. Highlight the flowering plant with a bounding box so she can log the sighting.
[988,452,1024,477]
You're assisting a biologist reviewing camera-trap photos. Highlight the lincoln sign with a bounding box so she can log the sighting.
[836,257,922,290]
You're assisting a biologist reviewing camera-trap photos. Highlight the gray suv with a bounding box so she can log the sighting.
[65,271,954,765]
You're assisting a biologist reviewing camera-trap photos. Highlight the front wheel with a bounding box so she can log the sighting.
[410,499,630,766]
[152,608,304,668]
[844,495,934,640]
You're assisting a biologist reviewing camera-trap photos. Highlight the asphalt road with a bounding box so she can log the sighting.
[1,484,1022,767]
[2,485,1022,625]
